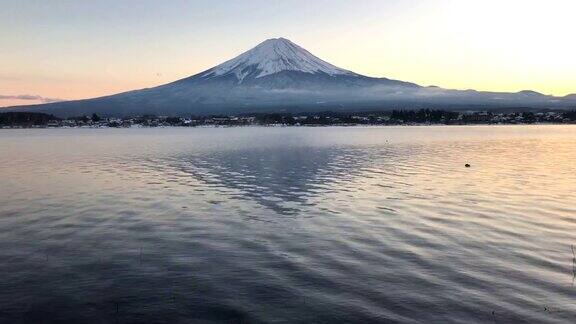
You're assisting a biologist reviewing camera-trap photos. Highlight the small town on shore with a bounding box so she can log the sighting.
[1,109,576,128]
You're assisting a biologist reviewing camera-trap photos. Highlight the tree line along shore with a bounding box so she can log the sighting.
[1,109,576,128]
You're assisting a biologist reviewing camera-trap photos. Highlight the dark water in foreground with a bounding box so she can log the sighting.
[1,126,576,323]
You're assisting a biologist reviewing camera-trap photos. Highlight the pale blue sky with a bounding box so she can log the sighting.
[1,0,575,106]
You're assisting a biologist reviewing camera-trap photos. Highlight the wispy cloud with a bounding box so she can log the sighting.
[0,94,65,103]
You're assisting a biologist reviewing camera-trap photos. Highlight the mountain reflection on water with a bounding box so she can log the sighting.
[160,146,382,215]
[1,126,576,323]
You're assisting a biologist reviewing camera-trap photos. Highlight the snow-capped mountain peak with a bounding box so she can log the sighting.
[202,38,356,82]
[11,37,573,118]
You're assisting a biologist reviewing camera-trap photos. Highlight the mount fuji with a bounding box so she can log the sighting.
[6,38,575,117]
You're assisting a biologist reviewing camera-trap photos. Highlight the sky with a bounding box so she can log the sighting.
[1,0,575,107]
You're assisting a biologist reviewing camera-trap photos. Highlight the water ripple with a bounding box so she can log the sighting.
[1,126,575,323]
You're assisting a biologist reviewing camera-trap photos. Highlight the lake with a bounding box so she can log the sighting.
[1,126,575,323]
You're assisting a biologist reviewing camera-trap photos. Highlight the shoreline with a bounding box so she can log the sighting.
[2,123,576,130]
[2,109,575,129]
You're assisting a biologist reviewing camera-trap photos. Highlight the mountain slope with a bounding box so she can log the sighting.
[5,38,574,117]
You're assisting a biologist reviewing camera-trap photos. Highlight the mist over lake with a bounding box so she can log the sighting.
[1,126,576,323]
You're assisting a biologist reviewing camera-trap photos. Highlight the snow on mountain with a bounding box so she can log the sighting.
[6,37,575,117]
[200,38,356,82]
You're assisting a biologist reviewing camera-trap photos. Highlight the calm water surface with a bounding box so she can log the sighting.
[1,126,575,323]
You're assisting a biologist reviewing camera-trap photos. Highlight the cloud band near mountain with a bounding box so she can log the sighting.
[0,94,65,103]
